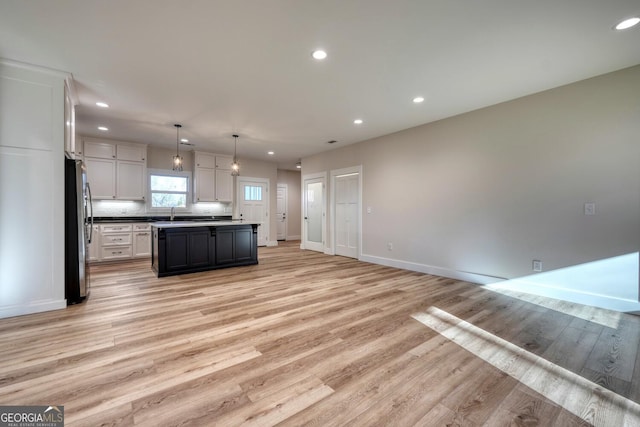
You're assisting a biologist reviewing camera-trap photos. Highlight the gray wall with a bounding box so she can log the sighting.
[277,169,302,239]
[303,66,639,287]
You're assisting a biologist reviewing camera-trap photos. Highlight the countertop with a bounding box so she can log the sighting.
[93,216,232,223]
[151,221,260,229]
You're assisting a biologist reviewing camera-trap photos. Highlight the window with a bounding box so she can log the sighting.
[244,185,263,201]
[148,169,190,209]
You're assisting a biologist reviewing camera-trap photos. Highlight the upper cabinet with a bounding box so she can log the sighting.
[82,138,147,200]
[193,152,233,203]
[63,78,78,157]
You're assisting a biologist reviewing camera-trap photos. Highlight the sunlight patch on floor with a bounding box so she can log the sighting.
[483,252,639,325]
[412,306,640,426]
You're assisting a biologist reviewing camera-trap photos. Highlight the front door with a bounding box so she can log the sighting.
[237,178,269,246]
[303,174,325,252]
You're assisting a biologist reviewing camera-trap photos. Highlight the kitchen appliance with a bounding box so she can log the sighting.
[65,156,93,304]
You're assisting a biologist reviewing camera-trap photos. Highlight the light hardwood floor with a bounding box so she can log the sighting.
[1,241,639,426]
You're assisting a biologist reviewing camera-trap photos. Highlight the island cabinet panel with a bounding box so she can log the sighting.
[152,224,257,277]
[165,232,189,271]
[189,230,214,268]
[234,227,255,262]
[215,229,235,265]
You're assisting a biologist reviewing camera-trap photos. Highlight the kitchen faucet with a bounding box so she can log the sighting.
[170,207,175,221]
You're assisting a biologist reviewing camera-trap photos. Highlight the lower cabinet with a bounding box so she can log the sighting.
[90,222,152,262]
[152,224,258,277]
[215,226,255,265]
[164,229,214,272]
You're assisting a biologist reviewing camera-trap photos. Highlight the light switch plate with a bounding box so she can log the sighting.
[584,202,596,215]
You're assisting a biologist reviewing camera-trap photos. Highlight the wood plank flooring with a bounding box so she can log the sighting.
[1,241,639,426]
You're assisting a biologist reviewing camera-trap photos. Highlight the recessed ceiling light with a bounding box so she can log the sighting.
[296,161,302,169]
[98,126,108,131]
[615,17,640,30]
[312,50,327,60]
[413,96,425,103]
[353,119,363,125]
[267,151,275,156]
[96,101,109,108]
[181,138,189,143]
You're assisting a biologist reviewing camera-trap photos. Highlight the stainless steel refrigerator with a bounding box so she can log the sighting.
[65,156,93,304]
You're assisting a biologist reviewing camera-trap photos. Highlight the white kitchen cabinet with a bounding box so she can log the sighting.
[83,138,147,200]
[193,151,233,203]
[215,155,233,169]
[64,80,77,158]
[117,144,146,162]
[1,59,68,318]
[85,157,116,199]
[195,152,216,169]
[100,223,133,261]
[215,168,233,202]
[194,166,216,202]
[133,223,152,257]
[84,140,116,159]
[117,160,146,200]
[93,222,152,262]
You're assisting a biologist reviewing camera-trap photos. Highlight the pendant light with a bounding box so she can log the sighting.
[231,134,240,176]
[172,124,183,171]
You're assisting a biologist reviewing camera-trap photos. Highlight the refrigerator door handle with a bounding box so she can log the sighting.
[86,182,94,243]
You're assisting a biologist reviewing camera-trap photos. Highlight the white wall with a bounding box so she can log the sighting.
[302,65,640,310]
[0,59,68,318]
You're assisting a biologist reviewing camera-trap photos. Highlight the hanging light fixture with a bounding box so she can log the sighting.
[172,124,183,171]
[231,134,240,176]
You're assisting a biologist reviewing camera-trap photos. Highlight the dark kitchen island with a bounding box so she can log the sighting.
[151,221,259,277]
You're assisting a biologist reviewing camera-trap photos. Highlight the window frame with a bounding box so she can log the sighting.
[146,168,192,213]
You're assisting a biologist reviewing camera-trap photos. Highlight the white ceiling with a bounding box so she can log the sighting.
[1,1,639,169]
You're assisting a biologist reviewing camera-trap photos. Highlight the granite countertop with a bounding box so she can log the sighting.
[151,221,260,228]
[93,216,232,223]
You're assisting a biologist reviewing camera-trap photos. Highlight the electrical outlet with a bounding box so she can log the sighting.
[532,260,543,272]
[387,242,393,251]
[367,206,372,214]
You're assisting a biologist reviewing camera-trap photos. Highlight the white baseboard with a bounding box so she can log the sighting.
[266,240,279,247]
[286,235,301,241]
[360,254,504,285]
[360,253,640,315]
[0,299,67,320]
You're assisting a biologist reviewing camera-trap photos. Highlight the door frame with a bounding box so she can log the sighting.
[236,176,271,247]
[276,183,288,241]
[301,171,326,252]
[330,165,362,259]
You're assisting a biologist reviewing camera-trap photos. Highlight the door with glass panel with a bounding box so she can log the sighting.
[303,175,325,252]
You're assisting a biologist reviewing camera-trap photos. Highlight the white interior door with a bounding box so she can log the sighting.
[276,184,287,241]
[303,175,325,252]
[334,172,359,258]
[237,178,269,246]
